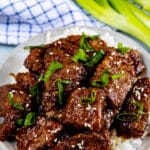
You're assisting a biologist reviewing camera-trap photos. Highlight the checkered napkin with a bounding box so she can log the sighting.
[0,0,112,45]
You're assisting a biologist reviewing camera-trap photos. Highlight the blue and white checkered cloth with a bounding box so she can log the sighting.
[0,0,112,45]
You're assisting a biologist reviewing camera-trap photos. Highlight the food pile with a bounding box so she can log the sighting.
[0,33,150,150]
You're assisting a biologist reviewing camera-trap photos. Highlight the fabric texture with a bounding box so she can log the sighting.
[0,0,112,45]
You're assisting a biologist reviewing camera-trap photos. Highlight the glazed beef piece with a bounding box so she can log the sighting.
[44,48,73,71]
[129,49,146,75]
[54,130,111,150]
[40,91,60,117]
[24,47,45,74]
[45,63,86,93]
[0,86,32,141]
[63,88,106,132]
[116,77,150,138]
[0,84,13,116]
[50,35,107,56]
[49,35,80,56]
[16,117,63,150]
[15,72,39,92]
[90,48,137,109]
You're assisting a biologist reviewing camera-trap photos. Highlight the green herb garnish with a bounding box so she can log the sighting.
[117,42,130,54]
[111,73,125,80]
[16,118,24,126]
[92,70,125,87]
[81,90,97,104]
[91,69,110,87]
[24,44,45,50]
[57,79,72,105]
[116,112,138,121]
[72,48,89,63]
[40,61,63,82]
[116,100,145,122]
[80,32,99,52]
[8,93,24,110]
[24,112,36,126]
[86,50,105,67]
[30,83,41,104]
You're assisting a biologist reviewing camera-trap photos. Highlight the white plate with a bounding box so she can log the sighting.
[0,26,150,150]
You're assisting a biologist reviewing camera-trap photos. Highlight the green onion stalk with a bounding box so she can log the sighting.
[75,0,150,48]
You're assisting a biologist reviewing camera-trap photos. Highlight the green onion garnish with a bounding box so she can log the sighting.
[117,42,130,54]
[86,50,105,67]
[24,112,36,126]
[40,61,63,82]
[57,79,72,105]
[30,83,41,104]
[16,118,24,126]
[116,112,138,121]
[116,100,145,122]
[8,93,24,110]
[92,70,125,87]
[72,48,89,63]
[24,44,45,50]
[111,73,125,80]
[81,90,97,104]
[91,70,110,87]
[80,32,99,51]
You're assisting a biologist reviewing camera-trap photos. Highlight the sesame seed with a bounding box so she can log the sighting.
[76,67,80,71]
[76,81,80,85]
[84,122,92,128]
[49,52,54,55]
[66,69,69,73]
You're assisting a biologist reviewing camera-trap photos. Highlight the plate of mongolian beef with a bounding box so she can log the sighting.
[0,26,150,150]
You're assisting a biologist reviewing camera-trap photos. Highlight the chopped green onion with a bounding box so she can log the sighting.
[72,48,89,63]
[86,50,105,67]
[111,73,125,80]
[8,93,24,110]
[24,112,36,126]
[81,90,97,104]
[91,70,110,87]
[30,83,41,104]
[117,42,130,54]
[24,44,45,50]
[116,100,145,122]
[57,79,72,105]
[16,118,24,126]
[80,32,99,51]
[40,61,63,82]
[130,100,145,116]
[116,112,138,121]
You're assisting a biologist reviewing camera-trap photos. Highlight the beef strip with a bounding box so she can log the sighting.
[45,63,86,92]
[44,48,73,71]
[16,72,39,93]
[54,130,111,150]
[90,48,136,109]
[63,88,106,132]
[116,77,150,138]
[0,85,32,141]
[129,49,146,75]
[24,48,45,74]
[16,116,63,150]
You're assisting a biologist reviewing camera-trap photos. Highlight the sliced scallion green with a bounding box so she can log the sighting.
[24,44,45,50]
[81,90,97,104]
[72,48,89,63]
[57,79,72,105]
[111,73,125,80]
[117,42,130,54]
[24,112,36,126]
[86,50,105,67]
[40,61,63,82]
[8,93,24,110]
